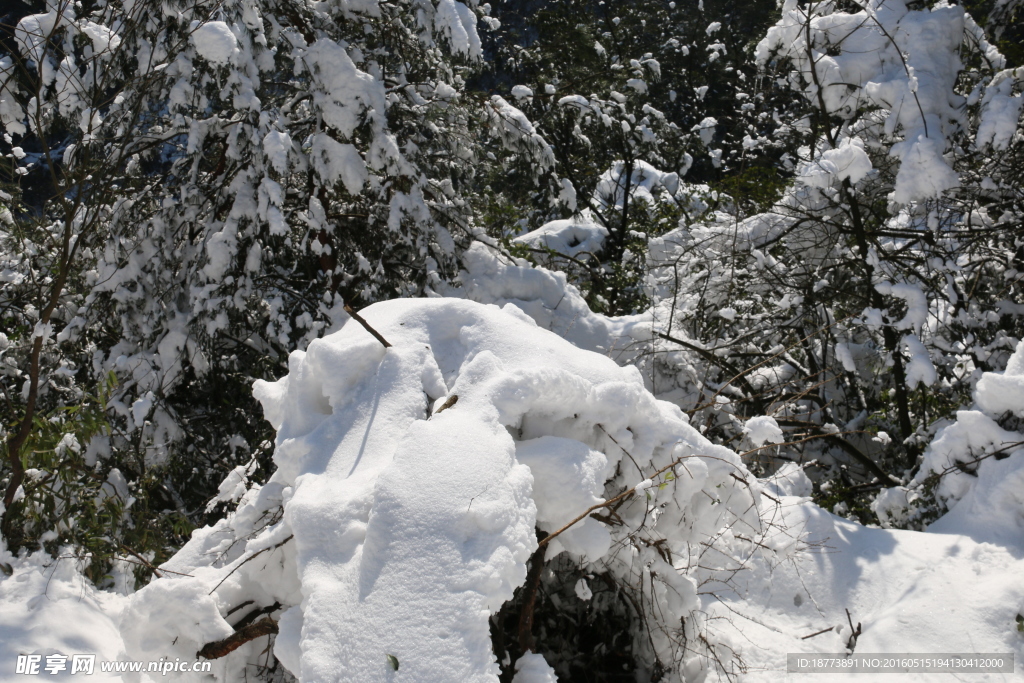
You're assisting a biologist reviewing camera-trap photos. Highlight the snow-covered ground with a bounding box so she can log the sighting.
[1,300,1021,682]
[4,475,1019,682]
[706,484,1024,681]
[0,549,129,681]
[2,475,1021,681]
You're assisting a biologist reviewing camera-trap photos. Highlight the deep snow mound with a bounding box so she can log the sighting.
[121,298,762,682]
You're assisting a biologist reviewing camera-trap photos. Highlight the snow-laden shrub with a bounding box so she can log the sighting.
[121,298,763,681]
[874,340,1024,542]
[616,0,1024,497]
[504,160,718,318]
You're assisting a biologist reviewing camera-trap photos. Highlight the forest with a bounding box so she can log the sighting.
[0,0,1022,679]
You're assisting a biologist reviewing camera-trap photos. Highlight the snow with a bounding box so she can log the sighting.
[122,579,236,669]
[835,343,856,372]
[434,0,482,58]
[310,133,367,195]
[130,392,153,428]
[875,281,928,333]
[80,21,120,54]
[558,177,577,210]
[15,11,60,66]
[513,218,608,262]
[797,138,873,188]
[706,494,1024,681]
[305,39,387,139]
[262,131,292,175]
[761,462,813,498]
[694,117,717,146]
[928,449,1024,547]
[876,340,1024,548]
[121,297,759,681]
[190,22,238,65]
[902,334,936,388]
[758,0,971,204]
[206,460,259,512]
[0,55,25,136]
[977,68,1023,150]
[450,250,1024,682]
[0,545,129,682]
[458,242,652,357]
[713,334,1024,682]
[736,428,1024,683]
[891,134,960,204]
[743,415,785,447]
[486,96,556,169]
[2,0,1021,677]
[510,652,558,683]
[203,224,238,282]
[594,159,687,212]
[515,437,610,559]
[975,339,1024,418]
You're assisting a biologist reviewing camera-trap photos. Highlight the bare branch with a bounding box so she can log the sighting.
[343,304,393,349]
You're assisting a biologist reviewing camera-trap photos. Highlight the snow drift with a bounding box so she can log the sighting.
[706,479,1024,681]
[121,298,762,681]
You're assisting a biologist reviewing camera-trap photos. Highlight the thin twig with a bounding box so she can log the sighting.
[116,545,162,578]
[209,535,293,595]
[225,600,255,618]
[801,626,835,640]
[344,304,392,348]
[733,534,773,551]
[537,458,682,550]
[934,440,1024,480]
[845,608,862,651]
[122,558,191,578]
[118,545,197,577]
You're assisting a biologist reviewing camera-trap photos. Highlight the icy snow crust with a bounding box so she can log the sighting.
[122,298,759,682]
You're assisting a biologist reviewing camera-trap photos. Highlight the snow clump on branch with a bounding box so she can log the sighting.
[758,0,970,203]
